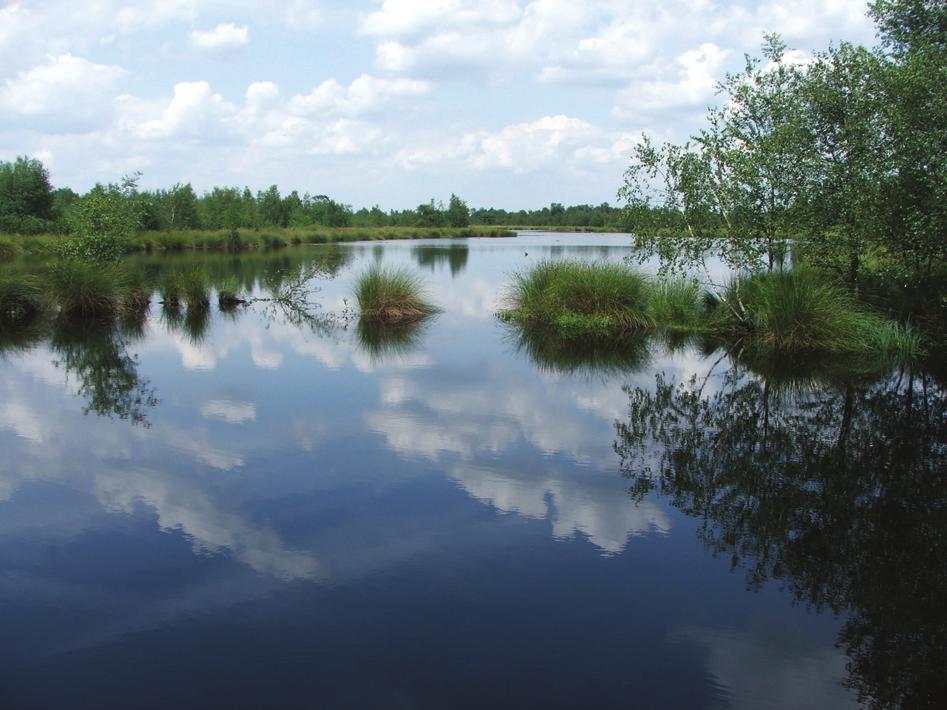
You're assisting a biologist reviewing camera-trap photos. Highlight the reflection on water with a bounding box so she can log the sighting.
[505,322,652,376]
[356,318,431,364]
[413,243,469,275]
[51,317,158,426]
[615,360,946,708]
[0,234,936,708]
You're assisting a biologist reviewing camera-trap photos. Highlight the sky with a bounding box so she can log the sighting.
[0,1,878,210]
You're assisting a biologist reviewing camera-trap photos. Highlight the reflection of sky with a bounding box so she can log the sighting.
[0,234,853,707]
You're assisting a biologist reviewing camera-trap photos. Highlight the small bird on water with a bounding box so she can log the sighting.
[524,251,528,256]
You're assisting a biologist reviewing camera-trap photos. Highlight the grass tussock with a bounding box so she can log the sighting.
[355,265,439,322]
[180,269,211,310]
[48,261,127,318]
[647,279,705,330]
[714,269,923,358]
[500,259,653,337]
[0,272,44,324]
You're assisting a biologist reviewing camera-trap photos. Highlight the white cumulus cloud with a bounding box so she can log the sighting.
[190,23,250,52]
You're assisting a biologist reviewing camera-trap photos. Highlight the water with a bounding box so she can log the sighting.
[0,233,943,709]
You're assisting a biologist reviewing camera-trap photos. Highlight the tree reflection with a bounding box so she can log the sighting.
[614,361,946,708]
[51,317,158,426]
[413,244,469,275]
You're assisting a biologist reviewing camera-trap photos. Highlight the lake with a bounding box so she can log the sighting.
[0,233,942,709]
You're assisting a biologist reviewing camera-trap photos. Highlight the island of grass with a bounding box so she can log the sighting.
[498,259,921,360]
[355,265,440,323]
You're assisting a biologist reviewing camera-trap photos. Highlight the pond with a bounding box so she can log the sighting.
[0,233,943,709]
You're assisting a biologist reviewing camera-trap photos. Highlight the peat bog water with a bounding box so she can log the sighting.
[0,233,943,709]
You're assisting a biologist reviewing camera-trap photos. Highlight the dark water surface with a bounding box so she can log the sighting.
[0,234,943,709]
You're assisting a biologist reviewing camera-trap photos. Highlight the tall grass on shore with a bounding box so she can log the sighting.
[355,265,439,322]
[500,259,653,337]
[714,269,923,358]
[0,227,515,260]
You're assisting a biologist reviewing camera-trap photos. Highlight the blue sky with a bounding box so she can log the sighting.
[0,1,877,209]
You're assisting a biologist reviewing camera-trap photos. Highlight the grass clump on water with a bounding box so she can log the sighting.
[647,279,705,330]
[0,272,44,324]
[48,261,127,318]
[355,265,439,323]
[714,269,922,358]
[500,259,653,337]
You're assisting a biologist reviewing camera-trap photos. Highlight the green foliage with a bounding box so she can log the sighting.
[446,194,470,227]
[622,36,810,276]
[501,259,654,336]
[620,11,947,286]
[0,156,54,222]
[63,176,141,262]
[355,265,439,322]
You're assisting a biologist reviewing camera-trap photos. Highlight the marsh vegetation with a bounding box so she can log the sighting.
[355,265,440,323]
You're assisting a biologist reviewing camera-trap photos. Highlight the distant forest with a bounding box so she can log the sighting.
[0,158,630,235]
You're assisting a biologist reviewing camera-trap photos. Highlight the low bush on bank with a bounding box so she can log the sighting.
[355,265,439,322]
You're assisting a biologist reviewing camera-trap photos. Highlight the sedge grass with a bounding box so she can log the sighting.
[647,279,705,330]
[355,265,439,323]
[713,269,923,359]
[0,272,44,324]
[48,261,126,318]
[500,259,653,337]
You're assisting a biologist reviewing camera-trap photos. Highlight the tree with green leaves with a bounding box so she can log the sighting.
[0,156,55,233]
[621,36,810,278]
[799,42,889,287]
[446,193,470,227]
[869,0,947,277]
[63,174,141,262]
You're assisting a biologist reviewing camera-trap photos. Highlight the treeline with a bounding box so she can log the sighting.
[0,157,632,236]
[621,0,946,284]
[470,203,629,229]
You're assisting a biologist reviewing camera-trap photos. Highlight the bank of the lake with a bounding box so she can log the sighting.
[0,225,515,260]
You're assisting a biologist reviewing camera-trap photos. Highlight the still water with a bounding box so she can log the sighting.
[0,234,943,709]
